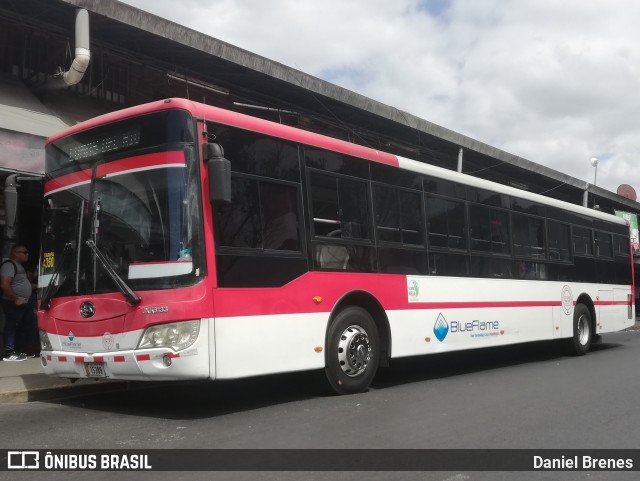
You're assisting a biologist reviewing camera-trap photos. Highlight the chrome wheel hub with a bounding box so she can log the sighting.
[337,325,371,377]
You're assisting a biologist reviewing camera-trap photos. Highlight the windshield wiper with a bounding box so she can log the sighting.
[86,239,141,306]
[40,242,73,310]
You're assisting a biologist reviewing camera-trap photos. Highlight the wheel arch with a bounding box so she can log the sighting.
[576,293,596,331]
[329,290,391,367]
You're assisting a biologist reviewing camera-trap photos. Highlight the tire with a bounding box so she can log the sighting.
[324,306,380,395]
[566,303,593,356]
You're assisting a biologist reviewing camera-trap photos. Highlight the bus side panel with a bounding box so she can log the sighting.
[389,276,561,359]
[552,306,566,339]
[597,288,634,333]
[208,316,216,381]
[213,313,328,380]
[597,289,613,334]
[388,306,555,359]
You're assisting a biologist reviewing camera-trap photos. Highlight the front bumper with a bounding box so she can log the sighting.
[40,347,210,381]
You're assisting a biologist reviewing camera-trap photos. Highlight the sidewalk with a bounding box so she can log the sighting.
[2,320,640,403]
[0,356,128,403]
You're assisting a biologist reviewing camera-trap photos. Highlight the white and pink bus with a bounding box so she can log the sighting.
[38,98,635,394]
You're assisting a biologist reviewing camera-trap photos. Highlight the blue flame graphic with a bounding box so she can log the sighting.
[433,314,449,342]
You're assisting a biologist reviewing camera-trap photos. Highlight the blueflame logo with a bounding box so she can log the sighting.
[62,331,82,349]
[433,313,449,342]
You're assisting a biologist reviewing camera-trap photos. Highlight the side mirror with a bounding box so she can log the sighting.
[203,143,231,205]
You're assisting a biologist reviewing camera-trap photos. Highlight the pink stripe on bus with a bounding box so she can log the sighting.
[408,300,561,310]
[95,151,185,177]
[44,169,91,195]
[44,152,185,195]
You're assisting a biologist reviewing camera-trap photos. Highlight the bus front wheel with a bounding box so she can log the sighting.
[325,307,379,395]
[567,303,593,356]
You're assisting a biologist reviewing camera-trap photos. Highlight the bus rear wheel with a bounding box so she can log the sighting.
[566,303,593,356]
[325,307,379,395]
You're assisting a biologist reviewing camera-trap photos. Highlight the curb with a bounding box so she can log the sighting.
[0,377,130,404]
[0,374,204,404]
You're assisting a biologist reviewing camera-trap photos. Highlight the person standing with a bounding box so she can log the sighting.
[1,244,33,361]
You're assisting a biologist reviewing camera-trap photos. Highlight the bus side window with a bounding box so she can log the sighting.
[316,244,349,270]
[513,213,545,259]
[594,231,613,258]
[262,183,300,251]
[309,172,340,236]
[426,196,466,251]
[217,175,301,252]
[573,226,593,256]
[469,205,509,255]
[309,171,370,241]
[309,170,375,272]
[548,220,571,261]
[374,185,423,246]
[337,178,370,240]
[217,176,262,249]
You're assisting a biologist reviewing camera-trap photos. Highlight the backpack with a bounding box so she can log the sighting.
[0,259,18,277]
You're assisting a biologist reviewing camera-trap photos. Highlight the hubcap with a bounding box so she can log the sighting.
[337,325,372,377]
[577,314,590,345]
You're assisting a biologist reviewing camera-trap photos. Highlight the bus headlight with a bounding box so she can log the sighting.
[39,330,53,351]
[138,320,200,351]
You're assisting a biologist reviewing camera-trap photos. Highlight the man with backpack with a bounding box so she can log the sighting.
[1,244,34,361]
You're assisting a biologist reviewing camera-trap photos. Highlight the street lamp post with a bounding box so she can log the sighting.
[590,157,599,186]
[590,157,599,209]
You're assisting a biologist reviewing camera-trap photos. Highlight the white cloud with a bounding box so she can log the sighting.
[120,0,640,194]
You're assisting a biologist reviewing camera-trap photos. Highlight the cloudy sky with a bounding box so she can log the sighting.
[119,0,640,195]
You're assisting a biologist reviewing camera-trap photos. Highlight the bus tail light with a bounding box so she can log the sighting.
[138,320,200,352]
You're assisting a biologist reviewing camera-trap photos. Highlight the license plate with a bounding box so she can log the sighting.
[85,362,106,378]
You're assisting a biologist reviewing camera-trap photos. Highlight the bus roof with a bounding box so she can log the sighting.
[396,156,627,226]
[47,98,627,227]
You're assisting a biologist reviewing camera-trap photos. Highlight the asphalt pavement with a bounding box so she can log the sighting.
[2,319,639,404]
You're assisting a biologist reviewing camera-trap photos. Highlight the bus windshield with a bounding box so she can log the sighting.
[40,110,203,298]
